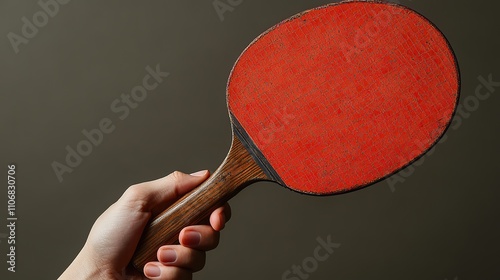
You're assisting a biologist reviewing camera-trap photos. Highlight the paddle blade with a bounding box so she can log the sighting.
[227,2,459,195]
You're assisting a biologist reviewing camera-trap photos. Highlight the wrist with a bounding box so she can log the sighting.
[59,247,111,280]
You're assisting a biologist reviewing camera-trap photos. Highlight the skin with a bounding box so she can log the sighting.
[59,170,230,280]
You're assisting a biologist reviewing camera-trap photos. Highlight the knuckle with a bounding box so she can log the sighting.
[212,232,220,247]
[224,203,232,220]
[170,170,185,183]
[168,171,186,197]
[192,252,206,271]
[120,184,149,212]
[166,266,192,280]
[123,184,143,200]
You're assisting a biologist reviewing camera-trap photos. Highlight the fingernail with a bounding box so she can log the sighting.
[160,249,177,264]
[144,264,161,277]
[190,170,208,177]
[184,230,201,246]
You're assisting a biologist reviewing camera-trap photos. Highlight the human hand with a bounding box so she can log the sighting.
[59,170,231,280]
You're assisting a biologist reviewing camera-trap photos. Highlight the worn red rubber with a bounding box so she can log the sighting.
[228,1,459,194]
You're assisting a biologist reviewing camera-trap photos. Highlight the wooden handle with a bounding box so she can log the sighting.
[131,136,269,269]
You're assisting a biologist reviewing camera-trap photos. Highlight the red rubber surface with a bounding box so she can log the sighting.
[227,2,459,194]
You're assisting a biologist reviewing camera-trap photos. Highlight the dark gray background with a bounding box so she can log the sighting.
[0,0,498,279]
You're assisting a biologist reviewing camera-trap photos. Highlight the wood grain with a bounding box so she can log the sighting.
[131,135,270,269]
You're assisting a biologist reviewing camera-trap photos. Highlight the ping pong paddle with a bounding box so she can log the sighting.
[132,0,459,269]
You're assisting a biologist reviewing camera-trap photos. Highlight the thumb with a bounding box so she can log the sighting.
[119,170,210,217]
[84,170,210,270]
